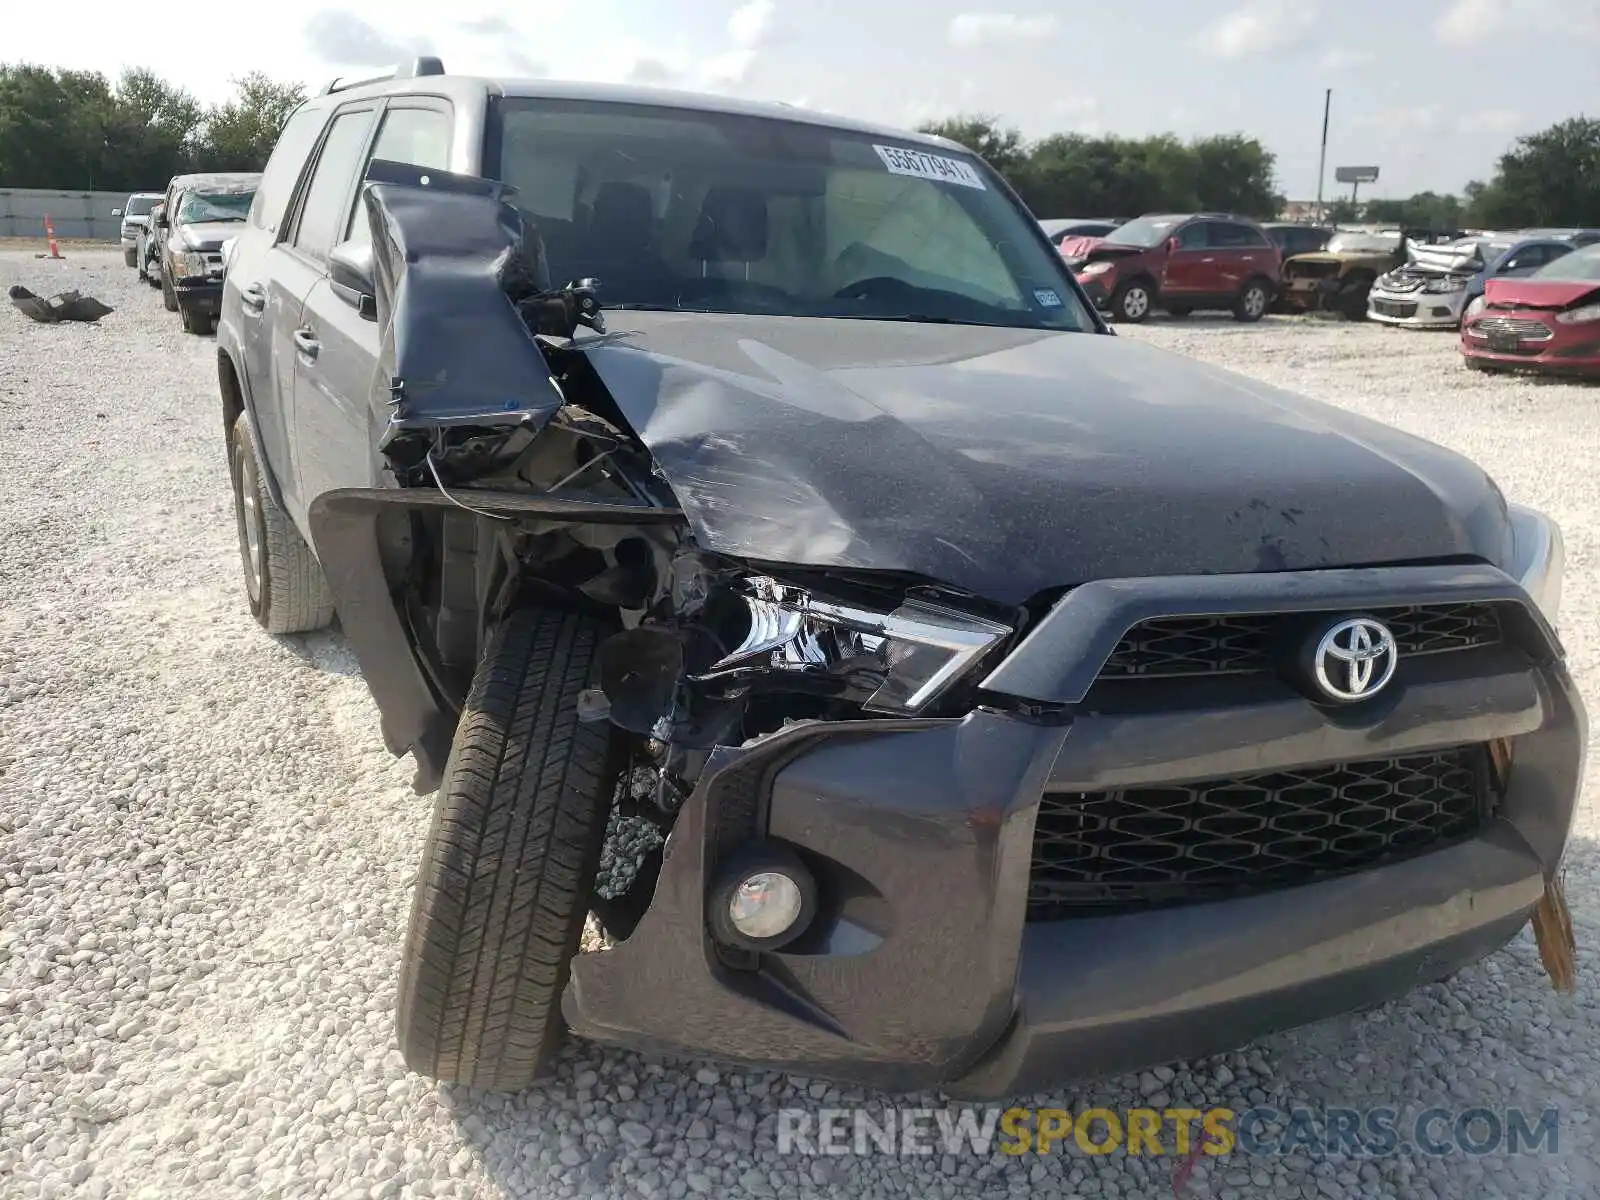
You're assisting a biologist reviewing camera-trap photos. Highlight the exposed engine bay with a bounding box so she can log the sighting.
[320,167,1025,930]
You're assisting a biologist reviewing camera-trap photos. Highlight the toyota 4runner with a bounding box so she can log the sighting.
[215,60,1583,1096]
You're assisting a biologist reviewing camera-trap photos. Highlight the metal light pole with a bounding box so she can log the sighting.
[1314,89,1331,223]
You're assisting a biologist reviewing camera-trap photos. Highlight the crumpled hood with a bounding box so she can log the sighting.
[176,220,243,252]
[1485,277,1600,309]
[585,313,1512,605]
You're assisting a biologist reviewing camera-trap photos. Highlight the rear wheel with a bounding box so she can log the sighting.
[396,607,621,1090]
[1336,275,1373,320]
[1110,278,1154,323]
[180,304,214,336]
[1233,278,1271,323]
[229,413,334,633]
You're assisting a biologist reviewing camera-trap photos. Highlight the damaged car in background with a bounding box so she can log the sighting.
[214,68,1584,1097]
[1367,234,1512,328]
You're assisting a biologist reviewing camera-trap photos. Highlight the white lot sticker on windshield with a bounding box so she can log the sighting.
[1034,288,1063,308]
[873,145,987,190]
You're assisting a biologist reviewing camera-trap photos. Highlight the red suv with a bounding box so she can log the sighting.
[1074,213,1281,323]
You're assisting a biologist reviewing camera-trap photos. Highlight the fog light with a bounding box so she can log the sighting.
[709,842,817,952]
[729,872,803,939]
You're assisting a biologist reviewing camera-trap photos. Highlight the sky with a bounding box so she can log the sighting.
[5,0,1598,199]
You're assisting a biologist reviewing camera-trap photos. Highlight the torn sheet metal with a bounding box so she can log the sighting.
[361,166,564,450]
[8,286,113,324]
[581,310,1512,605]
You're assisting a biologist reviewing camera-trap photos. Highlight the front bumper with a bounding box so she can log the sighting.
[1075,276,1111,307]
[1369,287,1466,327]
[172,277,223,314]
[1463,320,1600,376]
[564,563,1584,1096]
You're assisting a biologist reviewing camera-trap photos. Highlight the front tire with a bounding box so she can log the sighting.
[123,246,138,268]
[180,303,214,336]
[161,268,178,312]
[229,414,334,633]
[397,607,621,1090]
[1233,278,1271,323]
[1110,278,1154,323]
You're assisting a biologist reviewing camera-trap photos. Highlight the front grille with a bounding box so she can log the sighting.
[1473,316,1554,342]
[1373,299,1419,317]
[1286,261,1340,280]
[1028,747,1490,918]
[1098,603,1502,680]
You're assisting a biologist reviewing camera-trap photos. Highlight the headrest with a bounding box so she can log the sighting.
[688,186,768,262]
[590,181,654,247]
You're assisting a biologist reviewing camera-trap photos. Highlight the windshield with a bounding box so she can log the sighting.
[127,196,159,217]
[1533,245,1600,281]
[494,100,1090,330]
[1102,215,1183,248]
[1326,231,1400,254]
[176,190,254,224]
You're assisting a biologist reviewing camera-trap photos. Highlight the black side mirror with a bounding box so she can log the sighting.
[329,241,377,321]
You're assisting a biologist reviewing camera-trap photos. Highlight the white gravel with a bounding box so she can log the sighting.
[2,252,1596,1199]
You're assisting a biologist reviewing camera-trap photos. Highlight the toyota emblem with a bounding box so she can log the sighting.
[1313,617,1398,701]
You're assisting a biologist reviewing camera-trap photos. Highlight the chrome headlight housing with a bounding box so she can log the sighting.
[1424,275,1469,294]
[174,250,209,280]
[699,577,1011,713]
[1506,504,1564,625]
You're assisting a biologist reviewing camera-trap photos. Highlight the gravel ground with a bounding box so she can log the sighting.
[2,250,1597,1199]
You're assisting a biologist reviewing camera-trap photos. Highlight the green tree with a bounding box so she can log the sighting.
[1188,134,1280,217]
[1469,117,1600,226]
[99,69,203,191]
[196,73,307,171]
[1323,198,1362,223]
[0,65,114,189]
[916,114,1027,175]
[1363,191,1463,231]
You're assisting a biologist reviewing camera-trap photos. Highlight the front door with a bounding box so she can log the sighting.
[1160,221,1214,297]
[292,100,455,503]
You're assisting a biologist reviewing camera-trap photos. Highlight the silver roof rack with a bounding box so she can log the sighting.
[320,57,445,97]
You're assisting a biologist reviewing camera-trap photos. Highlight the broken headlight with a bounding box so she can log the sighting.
[698,577,1011,714]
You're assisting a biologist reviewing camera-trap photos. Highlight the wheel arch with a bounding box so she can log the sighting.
[307,487,685,794]
[217,347,288,512]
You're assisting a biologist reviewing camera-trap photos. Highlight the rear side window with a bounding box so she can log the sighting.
[1213,222,1269,248]
[344,106,452,245]
[250,107,328,235]
[293,109,376,259]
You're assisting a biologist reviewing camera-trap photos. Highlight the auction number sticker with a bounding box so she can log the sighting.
[873,145,987,190]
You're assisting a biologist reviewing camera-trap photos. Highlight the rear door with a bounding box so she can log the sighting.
[224,105,328,515]
[292,99,455,506]
[1210,221,1273,293]
[1160,221,1212,297]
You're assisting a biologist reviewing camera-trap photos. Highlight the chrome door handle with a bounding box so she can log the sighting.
[240,283,266,314]
[292,328,320,360]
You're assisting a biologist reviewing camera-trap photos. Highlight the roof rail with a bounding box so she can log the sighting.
[320,57,445,97]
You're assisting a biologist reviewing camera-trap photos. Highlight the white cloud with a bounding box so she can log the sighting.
[1050,94,1101,133]
[303,9,434,66]
[1457,107,1522,134]
[1434,0,1507,43]
[1196,1,1319,58]
[1316,46,1373,72]
[1358,104,1443,133]
[728,0,776,47]
[1435,0,1600,44]
[947,12,1062,48]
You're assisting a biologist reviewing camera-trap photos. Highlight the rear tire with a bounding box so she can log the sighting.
[123,247,138,268]
[161,268,178,312]
[1233,278,1271,323]
[229,414,334,634]
[396,607,621,1090]
[1110,278,1154,324]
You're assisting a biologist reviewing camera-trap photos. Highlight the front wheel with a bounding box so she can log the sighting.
[1233,278,1271,323]
[396,607,622,1090]
[180,304,214,336]
[161,268,178,312]
[1110,279,1154,323]
[123,246,138,268]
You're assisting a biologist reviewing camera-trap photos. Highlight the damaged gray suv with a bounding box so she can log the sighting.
[216,59,1583,1096]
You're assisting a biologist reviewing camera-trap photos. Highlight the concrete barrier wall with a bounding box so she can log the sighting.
[0,188,148,241]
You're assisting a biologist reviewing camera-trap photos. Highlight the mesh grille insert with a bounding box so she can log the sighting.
[1028,748,1489,918]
